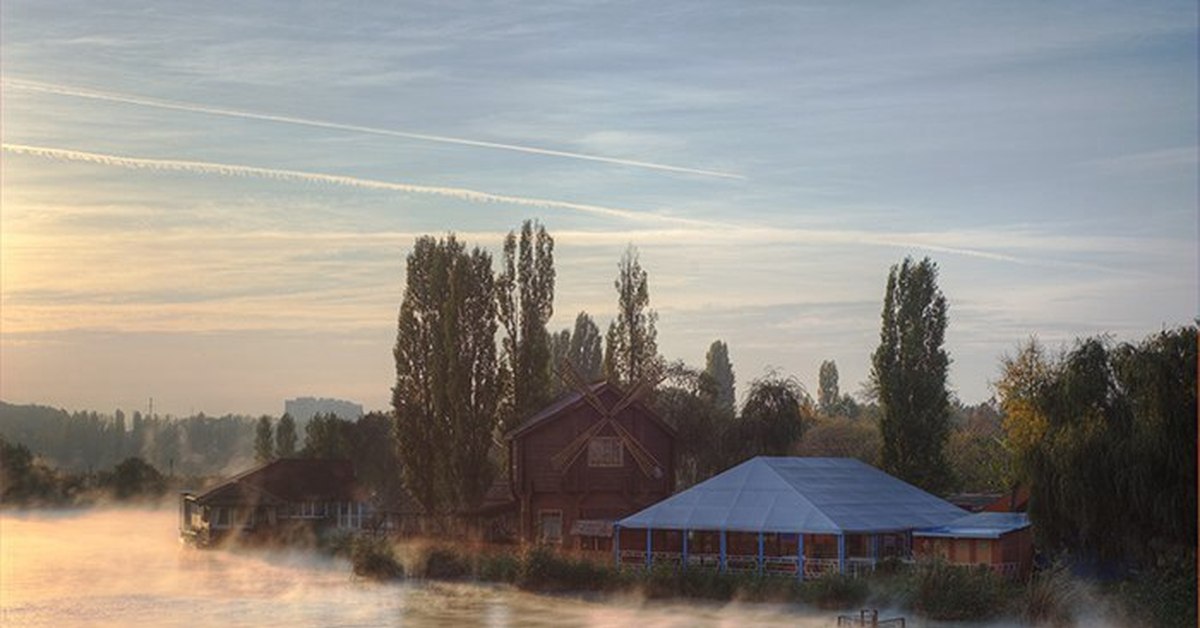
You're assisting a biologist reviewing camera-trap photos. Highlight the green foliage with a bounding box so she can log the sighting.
[477,551,521,583]
[999,326,1197,564]
[393,234,501,512]
[871,256,954,494]
[796,415,880,465]
[348,536,404,580]
[422,545,474,580]
[275,413,297,458]
[798,573,870,609]
[302,412,351,458]
[910,560,1008,621]
[0,436,62,504]
[704,340,736,415]
[497,219,556,424]
[734,371,813,458]
[106,457,167,499]
[1017,562,1083,626]
[1115,554,1197,628]
[516,545,615,592]
[604,245,662,386]
[567,312,604,381]
[254,416,274,463]
[818,360,839,414]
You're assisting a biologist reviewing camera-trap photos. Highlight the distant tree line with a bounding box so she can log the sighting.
[1,435,168,506]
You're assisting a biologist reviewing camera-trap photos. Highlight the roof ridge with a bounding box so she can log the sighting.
[757,457,842,533]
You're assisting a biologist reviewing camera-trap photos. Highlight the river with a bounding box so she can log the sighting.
[0,508,1091,627]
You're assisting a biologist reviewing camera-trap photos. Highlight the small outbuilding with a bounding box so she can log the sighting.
[614,456,967,578]
[913,511,1034,579]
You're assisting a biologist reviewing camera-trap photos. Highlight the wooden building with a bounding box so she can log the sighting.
[504,381,677,549]
[179,458,367,546]
[913,512,1034,579]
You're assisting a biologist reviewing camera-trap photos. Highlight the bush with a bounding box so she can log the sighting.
[1018,562,1083,626]
[349,536,404,580]
[422,545,473,580]
[910,560,1007,621]
[799,573,870,610]
[478,551,521,583]
[1116,556,1197,628]
[517,545,615,592]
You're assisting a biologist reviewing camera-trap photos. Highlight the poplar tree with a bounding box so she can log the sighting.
[496,220,555,423]
[870,257,953,494]
[275,413,297,458]
[567,311,603,381]
[604,246,661,385]
[818,360,839,414]
[393,235,501,512]
[704,340,736,414]
[254,415,274,463]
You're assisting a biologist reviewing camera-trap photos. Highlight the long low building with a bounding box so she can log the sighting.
[614,456,969,578]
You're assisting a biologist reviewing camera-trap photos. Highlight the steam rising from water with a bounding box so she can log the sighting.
[0,509,1110,627]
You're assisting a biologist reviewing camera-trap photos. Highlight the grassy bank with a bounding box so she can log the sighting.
[333,539,1195,626]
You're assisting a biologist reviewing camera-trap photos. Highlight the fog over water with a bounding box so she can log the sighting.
[1,508,1081,627]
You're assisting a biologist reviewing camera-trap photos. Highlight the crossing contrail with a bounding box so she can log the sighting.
[3,78,745,180]
[1,142,720,227]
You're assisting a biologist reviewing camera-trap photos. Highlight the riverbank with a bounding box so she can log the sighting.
[333,535,1195,627]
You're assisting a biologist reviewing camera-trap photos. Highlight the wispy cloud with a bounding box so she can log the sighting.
[2,143,720,227]
[3,78,745,180]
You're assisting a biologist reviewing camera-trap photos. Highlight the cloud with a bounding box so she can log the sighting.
[2,142,721,227]
[2,78,745,180]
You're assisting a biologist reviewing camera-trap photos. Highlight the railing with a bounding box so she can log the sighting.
[616,551,899,579]
[804,558,841,579]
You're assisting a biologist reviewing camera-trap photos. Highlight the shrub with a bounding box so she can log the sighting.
[1018,562,1083,626]
[799,573,870,610]
[910,560,1007,621]
[478,551,521,584]
[517,545,615,592]
[349,536,404,580]
[1116,556,1197,628]
[422,545,474,580]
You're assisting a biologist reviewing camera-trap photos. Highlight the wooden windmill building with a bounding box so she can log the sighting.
[505,375,676,550]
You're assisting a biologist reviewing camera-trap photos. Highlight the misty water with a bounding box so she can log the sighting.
[1,508,1082,627]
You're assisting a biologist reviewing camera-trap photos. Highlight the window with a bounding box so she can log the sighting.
[588,436,624,467]
[539,510,563,543]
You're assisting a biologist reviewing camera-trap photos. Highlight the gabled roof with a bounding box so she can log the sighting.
[617,457,966,534]
[506,380,676,439]
[914,512,1031,539]
[194,458,358,506]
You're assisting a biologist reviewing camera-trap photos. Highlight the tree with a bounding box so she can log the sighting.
[302,412,351,459]
[276,413,297,458]
[704,340,736,414]
[870,257,953,494]
[817,360,839,414]
[604,246,661,385]
[654,361,735,487]
[108,457,166,499]
[496,220,555,424]
[735,372,813,459]
[393,235,502,512]
[254,416,274,463]
[567,311,603,381]
[997,327,1197,565]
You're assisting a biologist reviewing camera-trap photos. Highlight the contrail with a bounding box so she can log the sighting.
[1,143,718,227]
[3,78,745,180]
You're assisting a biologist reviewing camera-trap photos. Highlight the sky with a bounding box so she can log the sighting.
[1,1,1196,418]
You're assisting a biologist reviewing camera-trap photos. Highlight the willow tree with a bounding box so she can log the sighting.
[604,246,661,386]
[870,257,953,494]
[393,235,501,512]
[496,220,555,424]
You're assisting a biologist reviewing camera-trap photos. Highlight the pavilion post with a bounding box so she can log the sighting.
[682,529,689,572]
[837,534,846,575]
[797,534,805,581]
[719,530,727,573]
[757,532,765,575]
[870,534,879,567]
[613,524,621,569]
[646,527,653,569]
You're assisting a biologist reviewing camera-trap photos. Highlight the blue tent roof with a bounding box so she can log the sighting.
[617,457,967,534]
[914,512,1031,539]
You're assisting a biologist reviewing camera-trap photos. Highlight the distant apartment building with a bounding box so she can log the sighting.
[284,397,364,423]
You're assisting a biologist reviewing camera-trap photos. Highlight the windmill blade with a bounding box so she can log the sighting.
[550,418,609,472]
[555,359,612,419]
[607,418,663,478]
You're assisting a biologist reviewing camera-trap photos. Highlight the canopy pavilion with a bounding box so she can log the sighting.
[614,457,966,579]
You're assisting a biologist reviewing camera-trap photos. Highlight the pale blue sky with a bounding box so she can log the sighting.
[2,1,1196,417]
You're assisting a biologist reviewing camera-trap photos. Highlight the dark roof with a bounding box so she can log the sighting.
[193,458,359,506]
[946,493,1004,513]
[506,380,676,439]
[466,477,517,515]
